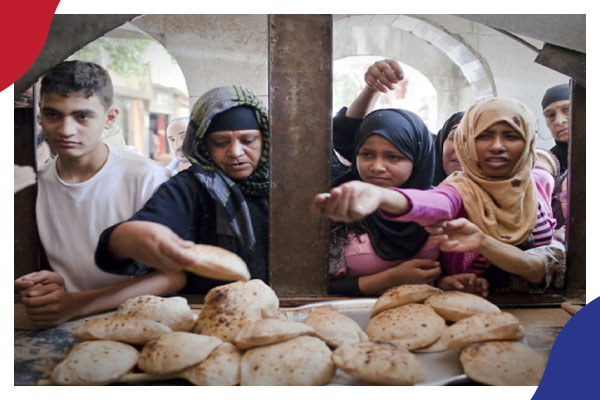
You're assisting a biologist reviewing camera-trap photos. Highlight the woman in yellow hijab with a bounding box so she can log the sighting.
[312,97,560,295]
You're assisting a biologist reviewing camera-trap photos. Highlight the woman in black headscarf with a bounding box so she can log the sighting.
[541,83,570,174]
[95,86,270,293]
[327,108,441,296]
[433,111,464,186]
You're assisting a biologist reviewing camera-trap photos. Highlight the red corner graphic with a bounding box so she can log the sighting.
[1,0,61,93]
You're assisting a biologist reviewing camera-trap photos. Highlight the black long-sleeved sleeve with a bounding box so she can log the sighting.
[332,106,363,162]
[328,276,362,296]
[95,171,206,275]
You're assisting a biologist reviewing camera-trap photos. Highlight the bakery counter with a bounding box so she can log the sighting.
[14,300,573,386]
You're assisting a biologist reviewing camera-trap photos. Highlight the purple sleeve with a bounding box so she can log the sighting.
[380,184,463,226]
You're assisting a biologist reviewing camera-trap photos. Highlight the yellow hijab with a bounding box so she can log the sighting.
[444,97,538,245]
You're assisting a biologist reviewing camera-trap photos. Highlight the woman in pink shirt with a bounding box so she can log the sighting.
[315,98,559,296]
[327,108,441,296]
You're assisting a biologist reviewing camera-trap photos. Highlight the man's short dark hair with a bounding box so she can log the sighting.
[40,60,113,109]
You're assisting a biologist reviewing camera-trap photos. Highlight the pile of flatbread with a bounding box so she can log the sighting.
[51,280,337,385]
[343,284,546,386]
[50,282,546,386]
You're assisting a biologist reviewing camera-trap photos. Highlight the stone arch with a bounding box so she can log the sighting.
[333,15,496,128]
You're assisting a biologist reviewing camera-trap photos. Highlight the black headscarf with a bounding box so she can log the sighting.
[333,108,435,261]
[433,111,464,186]
[182,86,269,254]
[542,83,570,174]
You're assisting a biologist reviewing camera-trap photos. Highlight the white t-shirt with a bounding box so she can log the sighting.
[36,143,171,292]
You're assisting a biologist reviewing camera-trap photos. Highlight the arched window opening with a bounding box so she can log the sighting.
[68,34,189,166]
[334,55,438,131]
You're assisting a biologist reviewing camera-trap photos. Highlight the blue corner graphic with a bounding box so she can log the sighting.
[532,296,600,399]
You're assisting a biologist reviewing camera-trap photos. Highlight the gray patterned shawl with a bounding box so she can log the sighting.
[182,86,269,252]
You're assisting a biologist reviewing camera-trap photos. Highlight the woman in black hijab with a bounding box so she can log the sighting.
[327,108,441,296]
[433,111,464,186]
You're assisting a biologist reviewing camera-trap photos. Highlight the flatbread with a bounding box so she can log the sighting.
[234,318,315,350]
[116,295,197,332]
[195,279,279,342]
[51,340,139,385]
[303,307,368,348]
[424,291,500,322]
[240,336,335,385]
[366,303,446,350]
[137,332,222,374]
[370,284,442,318]
[183,244,250,282]
[73,315,172,345]
[180,342,242,386]
[332,341,426,385]
[460,341,546,385]
[413,324,449,353]
[441,312,525,351]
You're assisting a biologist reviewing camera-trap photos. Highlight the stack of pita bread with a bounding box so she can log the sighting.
[332,284,545,386]
[50,279,547,386]
[51,279,337,386]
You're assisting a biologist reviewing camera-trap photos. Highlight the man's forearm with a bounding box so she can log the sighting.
[74,271,187,319]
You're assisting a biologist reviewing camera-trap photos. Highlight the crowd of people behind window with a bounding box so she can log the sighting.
[14,58,571,327]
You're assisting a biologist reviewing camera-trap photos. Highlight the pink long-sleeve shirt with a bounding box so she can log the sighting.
[382,168,556,275]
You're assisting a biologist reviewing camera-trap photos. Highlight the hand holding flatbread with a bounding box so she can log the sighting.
[182,244,250,282]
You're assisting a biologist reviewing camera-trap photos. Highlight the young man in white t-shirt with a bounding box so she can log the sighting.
[14,61,186,328]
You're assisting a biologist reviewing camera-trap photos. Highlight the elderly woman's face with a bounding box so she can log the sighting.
[205,129,263,179]
[442,124,462,176]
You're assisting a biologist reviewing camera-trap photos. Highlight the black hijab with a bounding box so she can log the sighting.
[433,112,464,186]
[542,83,570,174]
[333,108,435,261]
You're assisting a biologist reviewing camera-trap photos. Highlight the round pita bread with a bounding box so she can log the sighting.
[73,315,172,345]
[116,295,197,332]
[195,279,279,342]
[413,324,449,353]
[51,340,139,385]
[441,312,525,351]
[240,336,335,385]
[366,303,446,350]
[183,244,250,282]
[303,307,368,348]
[137,332,222,374]
[460,341,546,385]
[234,318,315,350]
[180,342,242,386]
[332,341,426,385]
[370,284,442,318]
[424,291,500,322]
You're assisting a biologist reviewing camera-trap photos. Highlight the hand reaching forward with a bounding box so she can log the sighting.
[311,181,385,223]
[109,221,197,273]
[364,59,404,93]
[388,258,441,285]
[439,273,489,298]
[425,218,485,253]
